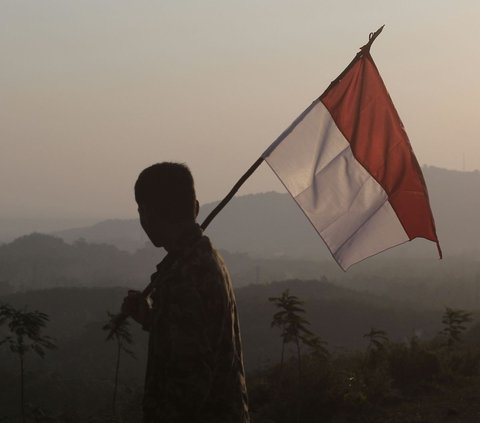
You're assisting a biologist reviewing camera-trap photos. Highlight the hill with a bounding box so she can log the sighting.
[0,280,457,421]
[1,233,480,312]
[0,279,446,371]
[53,166,480,259]
[0,233,332,293]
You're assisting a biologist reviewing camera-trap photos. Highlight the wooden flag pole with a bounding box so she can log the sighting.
[199,25,386,232]
[320,25,384,99]
[200,157,264,230]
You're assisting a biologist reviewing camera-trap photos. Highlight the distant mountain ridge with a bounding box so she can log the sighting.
[54,218,147,253]
[54,166,480,259]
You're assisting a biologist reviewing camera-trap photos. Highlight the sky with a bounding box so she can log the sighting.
[2,1,479,220]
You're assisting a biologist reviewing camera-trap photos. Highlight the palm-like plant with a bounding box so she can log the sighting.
[363,328,389,353]
[439,307,473,347]
[103,311,136,416]
[269,289,314,375]
[0,304,56,423]
[269,289,323,423]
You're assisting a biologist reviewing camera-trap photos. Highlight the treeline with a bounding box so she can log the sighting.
[1,280,460,368]
[0,233,328,293]
[0,233,157,293]
[2,234,480,315]
[250,303,480,423]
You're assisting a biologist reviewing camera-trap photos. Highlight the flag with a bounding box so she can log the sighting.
[262,50,441,270]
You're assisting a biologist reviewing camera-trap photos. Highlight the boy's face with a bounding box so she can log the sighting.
[137,203,170,248]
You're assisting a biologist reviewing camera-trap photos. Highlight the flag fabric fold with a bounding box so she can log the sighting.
[262,52,441,270]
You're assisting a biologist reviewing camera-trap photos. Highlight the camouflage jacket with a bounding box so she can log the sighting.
[143,224,250,423]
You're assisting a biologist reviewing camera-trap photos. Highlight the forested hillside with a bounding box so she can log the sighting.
[0,279,446,369]
[1,233,480,313]
[1,280,480,422]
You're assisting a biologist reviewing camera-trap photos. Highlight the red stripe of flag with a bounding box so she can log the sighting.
[321,53,441,256]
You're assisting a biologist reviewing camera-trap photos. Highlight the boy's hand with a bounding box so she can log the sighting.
[121,290,150,326]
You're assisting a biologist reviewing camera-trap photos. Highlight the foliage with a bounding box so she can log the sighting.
[364,328,389,353]
[251,305,480,423]
[0,304,56,358]
[268,289,330,423]
[439,307,473,347]
[268,289,319,366]
[249,334,480,423]
[0,303,56,423]
[2,284,480,422]
[387,337,439,393]
[103,311,135,357]
[103,311,136,416]
[303,335,330,360]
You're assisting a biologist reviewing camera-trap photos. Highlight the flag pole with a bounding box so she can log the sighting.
[202,26,385,230]
[320,25,384,99]
[200,157,264,230]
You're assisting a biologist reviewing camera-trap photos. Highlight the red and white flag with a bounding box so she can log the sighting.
[262,49,441,270]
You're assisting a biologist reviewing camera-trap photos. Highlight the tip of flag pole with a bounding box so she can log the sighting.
[436,241,443,260]
[360,25,385,53]
[320,25,386,99]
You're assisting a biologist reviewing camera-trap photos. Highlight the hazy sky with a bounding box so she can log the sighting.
[2,1,479,220]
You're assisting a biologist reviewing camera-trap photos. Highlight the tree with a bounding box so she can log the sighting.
[0,303,56,423]
[363,328,389,353]
[439,307,473,347]
[302,335,329,361]
[269,289,314,375]
[268,288,328,377]
[269,289,326,423]
[103,311,136,416]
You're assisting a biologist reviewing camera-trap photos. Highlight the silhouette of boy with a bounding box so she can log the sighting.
[122,162,250,423]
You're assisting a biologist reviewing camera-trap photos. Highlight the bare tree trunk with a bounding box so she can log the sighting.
[280,340,286,375]
[295,336,302,423]
[20,355,25,423]
[113,342,121,415]
[296,337,302,382]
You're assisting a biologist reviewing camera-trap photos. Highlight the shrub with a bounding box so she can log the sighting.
[387,339,439,394]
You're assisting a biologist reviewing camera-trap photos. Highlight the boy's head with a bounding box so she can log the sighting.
[135,162,197,222]
[135,162,199,248]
